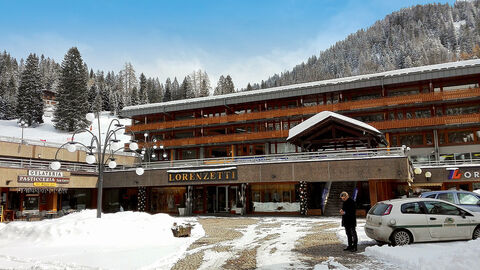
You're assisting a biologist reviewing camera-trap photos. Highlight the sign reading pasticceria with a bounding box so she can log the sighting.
[17,170,70,186]
[168,167,237,182]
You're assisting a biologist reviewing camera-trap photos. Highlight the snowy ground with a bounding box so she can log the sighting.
[0,213,479,269]
[0,112,132,147]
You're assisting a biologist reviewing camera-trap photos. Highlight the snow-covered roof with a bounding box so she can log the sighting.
[287,111,381,141]
[121,59,480,117]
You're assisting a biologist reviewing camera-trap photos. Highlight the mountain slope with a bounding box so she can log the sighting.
[255,1,480,89]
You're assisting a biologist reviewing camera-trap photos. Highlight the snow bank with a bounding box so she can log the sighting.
[0,210,204,270]
[253,202,300,212]
[0,112,131,148]
[364,239,480,270]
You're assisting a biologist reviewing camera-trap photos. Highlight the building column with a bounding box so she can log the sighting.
[433,129,440,162]
[52,193,58,211]
[199,147,205,159]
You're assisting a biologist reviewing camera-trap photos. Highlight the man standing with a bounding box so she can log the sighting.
[340,191,358,252]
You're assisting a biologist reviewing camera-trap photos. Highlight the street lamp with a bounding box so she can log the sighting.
[18,120,28,144]
[134,132,167,163]
[50,112,144,218]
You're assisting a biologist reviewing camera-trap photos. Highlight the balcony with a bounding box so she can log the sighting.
[126,88,480,133]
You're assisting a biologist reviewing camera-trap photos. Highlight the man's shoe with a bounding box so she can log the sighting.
[343,246,352,251]
[349,246,357,252]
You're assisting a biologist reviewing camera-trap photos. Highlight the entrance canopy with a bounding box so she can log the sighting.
[287,111,387,151]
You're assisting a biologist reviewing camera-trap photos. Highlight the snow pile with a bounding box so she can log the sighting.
[0,112,131,150]
[364,239,480,270]
[253,202,300,212]
[0,210,204,270]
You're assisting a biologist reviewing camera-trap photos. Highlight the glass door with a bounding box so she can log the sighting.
[216,186,228,212]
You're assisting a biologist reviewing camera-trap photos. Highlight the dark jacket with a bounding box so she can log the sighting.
[341,197,357,227]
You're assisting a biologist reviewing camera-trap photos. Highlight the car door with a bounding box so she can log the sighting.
[398,202,430,242]
[423,201,470,240]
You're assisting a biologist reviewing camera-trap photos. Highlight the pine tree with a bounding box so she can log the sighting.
[181,76,195,99]
[214,75,225,96]
[139,73,148,104]
[172,77,180,100]
[131,86,139,105]
[87,84,98,111]
[246,83,253,91]
[199,79,210,97]
[53,47,89,131]
[163,78,172,102]
[16,53,43,126]
[224,75,235,94]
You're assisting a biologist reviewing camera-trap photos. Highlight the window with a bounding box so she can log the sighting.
[401,202,424,214]
[399,134,424,146]
[415,109,431,118]
[448,130,474,143]
[368,203,390,216]
[425,194,437,199]
[458,193,480,205]
[437,193,455,203]
[424,201,461,215]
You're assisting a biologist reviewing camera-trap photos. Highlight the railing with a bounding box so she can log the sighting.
[126,88,480,132]
[412,153,480,167]
[114,147,407,171]
[0,135,65,148]
[0,157,97,173]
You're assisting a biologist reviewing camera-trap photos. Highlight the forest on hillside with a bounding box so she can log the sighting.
[250,1,480,90]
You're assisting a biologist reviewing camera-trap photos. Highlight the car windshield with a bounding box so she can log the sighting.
[368,203,389,216]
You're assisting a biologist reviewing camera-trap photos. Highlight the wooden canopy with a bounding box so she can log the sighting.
[287,111,387,151]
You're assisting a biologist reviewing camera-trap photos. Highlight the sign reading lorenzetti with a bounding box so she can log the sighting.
[168,167,237,182]
[17,170,70,187]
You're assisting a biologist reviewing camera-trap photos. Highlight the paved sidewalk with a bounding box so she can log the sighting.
[171,217,394,270]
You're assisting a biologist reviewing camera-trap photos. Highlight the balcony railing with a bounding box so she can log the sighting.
[412,152,480,167]
[114,147,407,171]
[0,157,97,173]
[126,88,480,133]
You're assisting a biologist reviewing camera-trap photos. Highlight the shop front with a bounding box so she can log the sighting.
[412,166,480,194]
[0,168,98,221]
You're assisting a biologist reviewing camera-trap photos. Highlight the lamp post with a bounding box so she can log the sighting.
[50,112,144,218]
[137,132,167,163]
[18,120,28,144]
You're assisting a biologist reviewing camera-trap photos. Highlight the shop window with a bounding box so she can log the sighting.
[438,133,445,144]
[276,143,297,154]
[448,130,474,143]
[210,147,228,158]
[390,135,397,147]
[24,195,39,210]
[253,144,265,155]
[150,187,186,213]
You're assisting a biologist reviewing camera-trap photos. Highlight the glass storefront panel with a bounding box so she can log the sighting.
[250,183,299,212]
[150,187,186,213]
[61,189,92,211]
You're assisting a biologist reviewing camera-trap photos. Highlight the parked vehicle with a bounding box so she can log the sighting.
[365,198,480,246]
[420,190,480,212]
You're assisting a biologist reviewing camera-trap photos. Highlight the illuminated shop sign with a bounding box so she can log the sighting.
[167,167,237,182]
[17,170,70,185]
[447,168,480,180]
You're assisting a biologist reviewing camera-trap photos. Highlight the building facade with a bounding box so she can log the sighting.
[102,60,480,215]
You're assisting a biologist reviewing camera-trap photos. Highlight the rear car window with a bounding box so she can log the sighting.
[401,202,424,214]
[458,193,480,205]
[437,193,455,203]
[368,203,389,216]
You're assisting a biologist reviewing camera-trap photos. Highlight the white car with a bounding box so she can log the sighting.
[365,198,480,246]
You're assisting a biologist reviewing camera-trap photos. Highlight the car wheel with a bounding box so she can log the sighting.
[391,230,412,246]
[473,226,480,240]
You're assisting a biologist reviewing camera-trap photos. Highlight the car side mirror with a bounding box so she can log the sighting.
[460,211,466,219]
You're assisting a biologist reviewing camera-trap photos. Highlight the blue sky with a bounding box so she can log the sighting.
[0,0,456,88]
